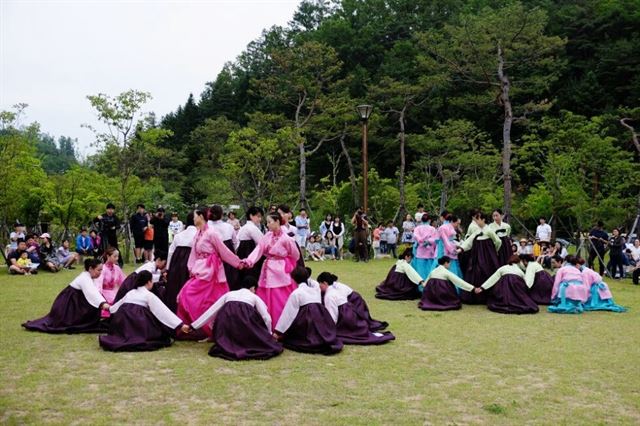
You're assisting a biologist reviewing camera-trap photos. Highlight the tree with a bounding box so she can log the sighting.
[417,2,565,220]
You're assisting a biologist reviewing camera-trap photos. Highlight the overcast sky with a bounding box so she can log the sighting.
[0,0,302,158]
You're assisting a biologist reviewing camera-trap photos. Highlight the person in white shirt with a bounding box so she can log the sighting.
[190,276,283,360]
[536,217,552,243]
[375,248,424,300]
[99,271,190,351]
[414,204,425,222]
[165,213,197,313]
[274,267,343,355]
[318,272,395,345]
[23,259,111,333]
[8,221,26,252]
[168,213,184,243]
[382,221,400,258]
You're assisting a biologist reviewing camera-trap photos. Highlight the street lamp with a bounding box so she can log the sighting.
[356,104,373,214]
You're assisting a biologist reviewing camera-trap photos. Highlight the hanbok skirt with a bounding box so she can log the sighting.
[548,280,587,314]
[497,236,514,266]
[347,291,388,331]
[165,246,191,312]
[375,266,421,300]
[418,278,462,311]
[281,303,343,355]
[22,287,105,334]
[460,239,500,305]
[222,239,240,291]
[335,304,395,345]
[236,240,265,284]
[99,304,174,351]
[486,275,538,314]
[176,277,229,339]
[583,282,626,312]
[257,283,298,331]
[411,257,436,280]
[208,301,283,360]
[528,270,553,305]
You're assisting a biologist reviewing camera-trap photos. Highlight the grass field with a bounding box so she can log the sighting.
[1,259,639,425]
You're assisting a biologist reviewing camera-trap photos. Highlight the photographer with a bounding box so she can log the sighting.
[588,221,608,275]
[129,204,148,264]
[351,207,369,262]
[93,203,122,266]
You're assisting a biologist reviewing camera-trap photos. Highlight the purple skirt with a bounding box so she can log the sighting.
[208,301,283,360]
[486,274,539,314]
[497,236,514,266]
[22,286,105,334]
[418,278,462,311]
[347,292,388,331]
[335,304,395,345]
[529,270,553,305]
[282,303,343,355]
[375,266,421,300]
[99,303,175,351]
[222,239,241,291]
[236,240,265,284]
[165,246,191,312]
[460,239,500,304]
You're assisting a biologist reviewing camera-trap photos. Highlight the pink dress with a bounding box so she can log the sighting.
[413,224,438,259]
[439,223,458,259]
[244,229,300,330]
[551,266,589,302]
[581,267,613,299]
[97,262,126,318]
[176,224,241,338]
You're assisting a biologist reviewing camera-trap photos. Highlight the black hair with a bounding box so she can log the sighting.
[106,202,115,209]
[240,275,258,290]
[305,266,312,277]
[267,211,284,226]
[80,227,88,232]
[290,266,309,284]
[137,203,145,209]
[438,256,451,265]
[469,208,481,218]
[564,254,578,265]
[135,270,153,287]
[476,211,489,222]
[449,215,459,223]
[421,214,430,223]
[400,247,413,259]
[596,221,604,227]
[299,208,307,212]
[417,203,424,209]
[13,221,21,227]
[186,211,195,227]
[507,254,521,265]
[209,205,223,221]
[194,206,208,220]
[246,206,263,220]
[277,204,291,214]
[156,207,165,213]
[493,208,503,215]
[16,238,26,245]
[317,272,338,285]
[519,254,535,263]
[171,212,178,217]
[154,251,167,261]
[84,258,102,271]
[539,216,546,221]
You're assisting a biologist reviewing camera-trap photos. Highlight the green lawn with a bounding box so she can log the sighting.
[1,260,638,425]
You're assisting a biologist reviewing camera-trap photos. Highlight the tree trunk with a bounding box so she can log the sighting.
[339,125,359,207]
[398,105,407,222]
[498,43,513,221]
[620,118,640,155]
[438,163,448,214]
[298,141,307,209]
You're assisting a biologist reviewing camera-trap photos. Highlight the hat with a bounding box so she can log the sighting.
[40,233,51,239]
[519,238,527,243]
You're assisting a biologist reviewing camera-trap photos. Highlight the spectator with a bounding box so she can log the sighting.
[17,251,36,275]
[351,207,369,263]
[75,228,92,259]
[518,238,532,255]
[168,212,184,244]
[25,234,41,264]
[535,217,552,243]
[383,221,399,258]
[551,241,568,259]
[402,214,415,244]
[9,221,25,252]
[150,207,170,254]
[511,242,519,255]
[323,230,338,260]
[57,239,79,269]
[608,228,625,279]
[94,203,122,266]
[330,216,345,260]
[319,214,332,238]
[629,239,640,266]
[307,234,325,261]
[588,221,608,275]
[372,223,383,258]
[129,203,148,263]
[295,208,311,256]
[39,234,61,272]
[414,204,425,222]
[378,223,388,255]
[143,220,154,262]
[533,239,542,258]
[8,240,38,275]
[89,230,102,258]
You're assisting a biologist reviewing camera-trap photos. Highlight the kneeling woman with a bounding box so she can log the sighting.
[579,260,626,313]
[23,258,110,333]
[520,254,553,305]
[375,248,424,300]
[190,276,283,361]
[319,272,395,345]
[274,267,343,355]
[475,255,539,314]
[548,255,589,314]
[99,271,190,351]
[418,256,475,311]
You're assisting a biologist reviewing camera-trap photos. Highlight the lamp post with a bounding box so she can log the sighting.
[356,104,373,214]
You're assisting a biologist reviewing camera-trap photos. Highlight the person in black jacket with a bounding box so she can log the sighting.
[94,203,122,266]
[607,228,625,279]
[588,221,608,275]
[129,204,148,263]
[150,207,170,254]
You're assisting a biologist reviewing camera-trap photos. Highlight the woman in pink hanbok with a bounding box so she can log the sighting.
[176,208,242,339]
[97,247,126,319]
[243,212,300,330]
